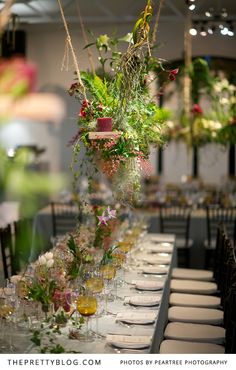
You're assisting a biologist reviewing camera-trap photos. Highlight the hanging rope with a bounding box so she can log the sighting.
[76,0,95,75]
[0,0,14,35]
[183,9,192,122]
[150,0,164,47]
[57,0,87,100]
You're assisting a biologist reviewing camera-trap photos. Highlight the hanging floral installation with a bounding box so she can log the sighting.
[58,0,173,205]
[164,58,236,146]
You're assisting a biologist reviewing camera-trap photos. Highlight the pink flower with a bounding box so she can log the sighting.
[191,104,203,115]
[168,68,179,81]
[97,212,109,226]
[107,206,116,219]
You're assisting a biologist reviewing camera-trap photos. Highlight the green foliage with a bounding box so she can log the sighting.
[188,58,213,104]
[29,279,57,305]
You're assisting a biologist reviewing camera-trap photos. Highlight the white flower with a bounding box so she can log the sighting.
[46,259,54,268]
[44,252,54,260]
[38,255,47,265]
[220,97,229,105]
[10,275,23,284]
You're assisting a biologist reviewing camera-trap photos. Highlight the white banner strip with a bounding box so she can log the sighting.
[0,354,235,370]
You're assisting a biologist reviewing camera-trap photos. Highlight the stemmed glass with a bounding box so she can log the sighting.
[77,291,97,342]
[0,285,17,352]
[84,269,104,336]
[100,264,116,314]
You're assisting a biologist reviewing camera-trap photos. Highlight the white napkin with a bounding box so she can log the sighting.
[106,334,151,349]
[149,234,175,243]
[145,242,174,253]
[132,279,164,291]
[124,295,161,306]
[142,265,169,275]
[142,253,172,265]
[116,311,156,324]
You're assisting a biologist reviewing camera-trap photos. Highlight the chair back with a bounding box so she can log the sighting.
[51,202,78,238]
[225,265,236,353]
[206,205,236,249]
[0,224,15,279]
[14,218,33,272]
[159,206,191,248]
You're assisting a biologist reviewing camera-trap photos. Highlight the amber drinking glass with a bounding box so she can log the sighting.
[77,293,97,342]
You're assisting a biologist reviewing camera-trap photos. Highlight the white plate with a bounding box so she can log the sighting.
[119,319,155,325]
[142,266,168,275]
[128,297,161,307]
[111,342,150,349]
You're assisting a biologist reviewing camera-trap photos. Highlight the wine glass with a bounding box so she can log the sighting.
[84,269,105,337]
[112,249,126,287]
[100,264,116,314]
[0,288,17,352]
[77,291,97,342]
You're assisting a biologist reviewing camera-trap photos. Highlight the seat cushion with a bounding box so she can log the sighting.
[170,279,217,294]
[169,293,221,308]
[159,340,225,354]
[175,238,193,249]
[172,268,214,281]
[168,306,223,325]
[164,322,225,344]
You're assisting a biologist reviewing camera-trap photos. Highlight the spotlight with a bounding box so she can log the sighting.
[207,25,215,35]
[218,24,224,30]
[228,30,234,36]
[189,4,195,11]
[189,27,197,36]
[221,27,229,35]
[227,24,234,36]
[185,0,196,11]
[200,27,207,37]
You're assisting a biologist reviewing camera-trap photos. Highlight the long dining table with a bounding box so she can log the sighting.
[2,232,177,354]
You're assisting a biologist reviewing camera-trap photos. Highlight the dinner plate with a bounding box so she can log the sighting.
[142,266,168,275]
[135,279,164,290]
[127,296,161,307]
[111,342,150,349]
[119,319,155,325]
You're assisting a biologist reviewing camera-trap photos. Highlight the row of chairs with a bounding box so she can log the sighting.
[159,223,236,353]
[159,205,236,268]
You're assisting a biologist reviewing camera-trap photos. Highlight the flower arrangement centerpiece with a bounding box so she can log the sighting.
[62,0,172,204]
[28,252,58,315]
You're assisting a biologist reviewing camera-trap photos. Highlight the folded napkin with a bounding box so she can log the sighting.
[142,253,172,265]
[142,266,169,275]
[149,234,175,243]
[132,279,164,291]
[124,295,161,306]
[116,311,156,325]
[145,242,173,254]
[106,334,151,349]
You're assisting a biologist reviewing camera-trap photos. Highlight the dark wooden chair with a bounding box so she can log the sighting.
[159,206,193,267]
[14,218,33,272]
[205,205,236,269]
[0,224,15,279]
[50,201,78,238]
